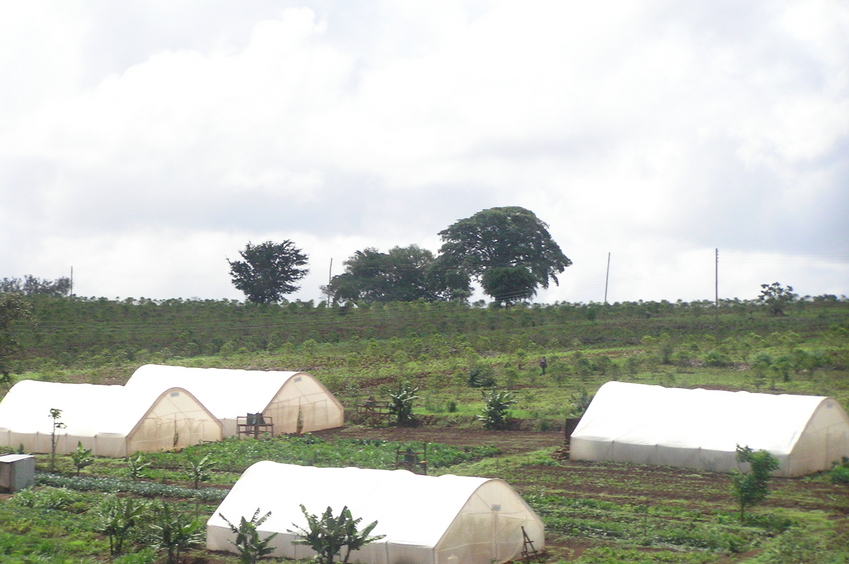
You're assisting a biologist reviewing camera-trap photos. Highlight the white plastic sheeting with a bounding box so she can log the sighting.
[570,381,849,477]
[0,380,221,457]
[126,365,344,436]
[207,462,544,564]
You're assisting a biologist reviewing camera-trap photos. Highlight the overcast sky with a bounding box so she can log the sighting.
[2,1,847,305]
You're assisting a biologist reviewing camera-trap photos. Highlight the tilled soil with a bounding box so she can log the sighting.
[313,425,849,562]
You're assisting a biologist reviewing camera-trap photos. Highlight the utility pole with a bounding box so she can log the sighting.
[715,248,719,308]
[70,266,74,297]
[325,258,333,305]
[715,248,719,331]
[604,252,611,305]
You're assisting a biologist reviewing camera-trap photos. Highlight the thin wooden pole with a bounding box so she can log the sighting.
[715,248,720,332]
[715,248,719,308]
[604,252,611,305]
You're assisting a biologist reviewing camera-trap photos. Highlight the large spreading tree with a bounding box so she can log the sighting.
[325,245,470,304]
[228,240,309,304]
[438,206,572,304]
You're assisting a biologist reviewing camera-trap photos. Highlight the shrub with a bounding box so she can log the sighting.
[220,508,278,564]
[289,505,384,564]
[569,389,594,418]
[478,389,517,430]
[12,486,90,511]
[147,501,204,564]
[184,453,214,489]
[731,445,780,523]
[829,456,849,485]
[703,350,730,367]
[126,454,151,481]
[71,441,93,476]
[96,495,147,556]
[467,365,496,388]
[388,381,419,427]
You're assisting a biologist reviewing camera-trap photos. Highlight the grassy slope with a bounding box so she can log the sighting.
[1,296,848,563]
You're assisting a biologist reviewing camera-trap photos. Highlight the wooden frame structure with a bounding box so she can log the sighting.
[236,413,274,438]
[394,443,428,474]
[352,397,393,426]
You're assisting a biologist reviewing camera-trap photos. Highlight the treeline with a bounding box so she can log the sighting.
[1,275,71,297]
[7,292,848,371]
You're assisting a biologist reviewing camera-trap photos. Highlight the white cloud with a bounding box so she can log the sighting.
[1,1,846,304]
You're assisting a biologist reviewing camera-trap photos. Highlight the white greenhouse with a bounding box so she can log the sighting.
[570,381,849,477]
[125,365,344,436]
[0,380,221,457]
[207,462,545,564]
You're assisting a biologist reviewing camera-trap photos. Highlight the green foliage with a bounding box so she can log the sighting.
[290,505,384,564]
[0,291,32,381]
[480,266,539,305]
[759,282,798,316]
[467,364,496,388]
[477,388,517,430]
[228,240,309,304]
[138,436,498,474]
[574,547,719,563]
[70,441,93,476]
[95,494,146,555]
[126,454,151,481]
[12,486,92,512]
[184,452,214,489]
[1,275,71,297]
[219,508,278,564]
[325,245,470,303]
[731,445,780,523]
[388,381,419,427]
[112,548,158,564]
[146,501,204,564]
[49,407,66,472]
[36,472,229,502]
[3,293,849,564]
[438,206,572,302]
[570,389,594,418]
[9,290,849,378]
[757,526,848,564]
[703,349,730,367]
[828,456,849,485]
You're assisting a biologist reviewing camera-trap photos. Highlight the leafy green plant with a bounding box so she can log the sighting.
[184,453,214,489]
[96,494,147,556]
[219,508,278,564]
[828,456,849,485]
[731,445,780,523]
[388,381,419,427]
[71,441,93,476]
[11,485,90,511]
[467,365,496,388]
[569,389,594,418]
[36,472,228,502]
[48,407,66,472]
[290,504,384,564]
[147,501,204,564]
[126,453,151,481]
[477,388,517,430]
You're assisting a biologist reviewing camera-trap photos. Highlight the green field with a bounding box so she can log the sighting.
[0,295,847,562]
